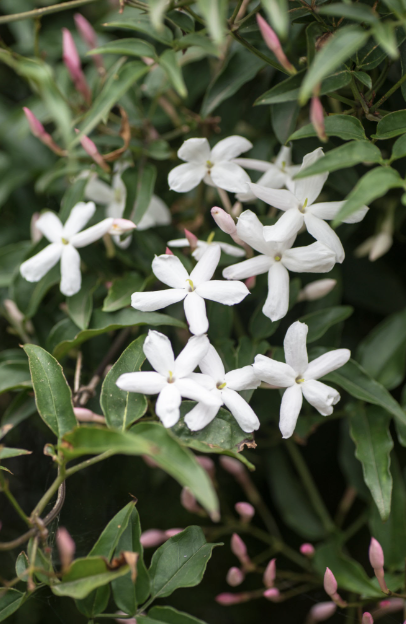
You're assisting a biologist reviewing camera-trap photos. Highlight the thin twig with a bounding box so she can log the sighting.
[0,0,101,25]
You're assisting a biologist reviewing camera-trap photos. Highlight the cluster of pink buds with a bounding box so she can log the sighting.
[256,14,296,75]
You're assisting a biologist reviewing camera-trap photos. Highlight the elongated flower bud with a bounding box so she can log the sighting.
[263,558,276,588]
[256,15,296,75]
[235,502,255,523]
[310,96,327,143]
[140,529,166,548]
[164,528,183,538]
[231,533,247,559]
[220,456,246,479]
[306,602,337,623]
[196,455,216,479]
[74,13,104,73]
[115,613,137,624]
[362,614,373,624]
[181,487,203,514]
[74,407,105,424]
[62,28,91,104]
[184,228,198,251]
[264,588,280,602]
[323,568,337,596]
[297,279,336,302]
[300,543,315,558]
[23,107,64,155]
[109,219,137,235]
[56,527,75,571]
[226,567,245,586]
[369,538,388,593]
[211,206,237,236]
[216,592,249,605]
[245,276,256,290]
[77,130,110,172]
[165,247,174,255]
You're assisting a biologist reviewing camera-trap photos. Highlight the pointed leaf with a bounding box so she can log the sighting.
[0,590,25,622]
[256,70,351,106]
[51,557,129,599]
[373,110,406,140]
[67,275,98,330]
[145,606,207,624]
[261,0,289,39]
[294,142,382,178]
[102,272,144,312]
[159,50,187,98]
[289,114,366,141]
[89,38,157,59]
[0,447,31,459]
[196,0,226,45]
[299,306,354,342]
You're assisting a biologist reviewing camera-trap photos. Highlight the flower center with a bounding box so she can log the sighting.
[274,255,281,262]
[61,237,69,245]
[206,232,215,244]
[167,371,175,383]
[114,188,122,202]
[299,198,308,214]
[186,279,195,292]
[296,377,305,384]
[281,160,286,171]
[216,381,226,389]
[206,160,214,170]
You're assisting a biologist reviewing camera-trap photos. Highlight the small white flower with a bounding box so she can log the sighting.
[185,344,260,433]
[167,233,245,261]
[222,211,336,321]
[116,330,222,428]
[234,145,300,202]
[131,245,250,335]
[168,136,252,193]
[20,202,121,296]
[249,147,369,263]
[253,321,350,439]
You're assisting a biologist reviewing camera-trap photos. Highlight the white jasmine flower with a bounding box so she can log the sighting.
[249,147,369,263]
[253,321,350,438]
[222,211,336,321]
[167,233,245,261]
[234,145,300,202]
[116,331,222,428]
[168,136,253,194]
[20,202,132,296]
[132,245,250,335]
[185,344,260,433]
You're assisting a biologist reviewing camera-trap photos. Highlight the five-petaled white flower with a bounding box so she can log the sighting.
[20,202,135,296]
[168,136,252,193]
[234,145,300,202]
[222,211,336,321]
[131,245,250,335]
[185,344,260,433]
[116,331,222,428]
[253,321,350,439]
[167,233,245,261]
[249,147,369,263]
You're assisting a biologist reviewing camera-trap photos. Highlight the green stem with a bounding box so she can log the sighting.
[230,31,290,75]
[137,597,154,614]
[350,77,369,115]
[286,441,335,534]
[0,473,31,527]
[328,93,356,107]
[31,471,65,519]
[65,450,115,478]
[235,4,262,27]
[370,71,406,112]
[340,510,368,543]
[0,0,101,24]
[229,0,245,25]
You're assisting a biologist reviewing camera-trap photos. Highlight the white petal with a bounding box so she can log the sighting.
[167,238,189,248]
[152,254,189,288]
[284,321,308,376]
[60,244,82,296]
[225,366,260,391]
[137,195,171,230]
[187,372,217,391]
[253,354,296,387]
[144,330,175,376]
[196,280,250,305]
[116,371,166,394]
[274,145,292,169]
[175,378,222,407]
[156,384,182,428]
[168,163,206,193]
[342,205,369,224]
[293,148,327,206]
[36,212,63,243]
[131,289,186,312]
[304,213,345,263]
[254,166,288,190]
[282,242,336,273]
[262,262,289,322]
[249,183,298,211]
[279,384,303,439]
[184,292,208,335]
[218,242,246,257]
[211,136,252,162]
[175,334,210,378]
[190,244,220,286]
[199,344,225,381]
[184,402,220,431]
[20,243,62,283]
[70,218,114,248]
[236,210,272,255]
[63,202,96,239]
[106,199,125,220]
[263,209,304,243]
[210,162,251,193]
[305,349,350,380]
[301,379,340,416]
[113,233,132,249]
[233,158,275,172]
[85,176,114,205]
[191,242,209,261]
[309,200,368,224]
[223,254,272,280]
[178,137,210,163]
[222,388,260,433]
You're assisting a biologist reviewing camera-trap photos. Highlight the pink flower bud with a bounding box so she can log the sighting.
[74,11,104,73]
[307,602,337,623]
[235,502,255,523]
[184,229,198,251]
[73,407,105,424]
[245,276,256,290]
[310,96,327,143]
[180,487,202,514]
[77,130,109,172]
[109,219,137,235]
[211,206,237,236]
[362,613,373,624]
[264,588,280,602]
[323,568,337,596]
[196,455,216,479]
[231,533,247,559]
[256,15,296,75]
[140,529,167,548]
[220,456,246,478]
[300,543,315,558]
[297,279,336,302]
[23,107,64,155]
[56,527,75,571]
[373,598,404,617]
[164,528,183,538]
[62,28,91,104]
[165,247,174,255]
[369,232,393,261]
[263,558,276,588]
[115,613,137,624]
[226,567,245,586]
[215,592,249,605]
[369,538,385,569]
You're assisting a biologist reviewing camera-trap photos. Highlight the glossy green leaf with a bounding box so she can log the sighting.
[159,50,187,98]
[0,361,32,394]
[261,0,289,39]
[289,114,366,141]
[299,306,353,342]
[372,21,399,59]
[89,39,156,59]
[23,345,76,437]
[12,262,60,319]
[353,70,373,89]
[0,242,31,287]
[145,606,207,624]
[196,0,226,45]
[0,447,31,459]
[0,590,25,622]
[256,71,351,106]
[52,557,129,599]
[59,177,88,223]
[294,142,382,178]
[101,335,147,429]
[390,133,406,161]
[318,3,378,22]
[67,275,98,330]
[149,526,221,599]
[349,404,393,520]
[15,552,29,580]
[175,33,219,57]
[103,273,144,312]
[103,10,173,44]
[373,110,406,139]
[299,26,369,104]
[131,164,157,225]
[271,100,299,145]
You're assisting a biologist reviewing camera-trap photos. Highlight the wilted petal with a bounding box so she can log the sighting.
[190,244,220,286]
[262,262,289,322]
[20,243,62,282]
[305,349,350,380]
[304,213,345,263]
[282,242,336,273]
[196,280,250,305]
[60,244,82,296]
[178,137,210,163]
[116,371,166,394]
[156,383,182,427]
[175,334,210,378]
[199,344,225,381]
[293,148,327,206]
[152,254,189,288]
[168,163,206,192]
[63,201,96,239]
[225,366,260,391]
[222,388,260,433]
[236,210,272,255]
[131,289,186,311]
[263,209,304,243]
[249,183,298,211]
[36,212,63,243]
[184,402,220,431]
[211,136,253,162]
[301,379,340,415]
[284,321,308,376]
[253,355,296,387]
[184,292,208,335]
[210,162,251,193]
[144,330,175,376]
[85,175,115,205]
[176,377,222,407]
[223,255,273,280]
[70,218,114,248]
[279,384,303,439]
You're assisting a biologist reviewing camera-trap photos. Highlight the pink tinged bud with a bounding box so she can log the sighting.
[23,107,64,155]
[140,529,167,548]
[256,14,296,75]
[369,538,385,569]
[109,219,137,235]
[245,276,256,290]
[263,588,280,602]
[115,613,137,624]
[211,206,237,236]
[375,598,404,615]
[226,567,245,587]
[73,407,105,424]
[307,602,337,623]
[215,592,249,605]
[164,528,183,538]
[231,534,247,559]
[323,568,337,596]
[56,527,76,571]
[165,247,174,255]
[196,455,216,479]
[220,456,246,478]
[184,229,198,251]
[62,28,91,104]
[77,131,109,172]
[362,613,374,624]
[74,13,97,49]
[180,487,202,514]
[298,279,337,302]
[235,502,255,523]
[263,558,276,588]
[300,543,315,558]
[310,96,327,143]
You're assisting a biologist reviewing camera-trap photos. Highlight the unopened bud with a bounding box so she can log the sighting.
[109,218,137,235]
[62,28,91,104]
[323,568,337,596]
[76,130,109,172]
[74,13,104,73]
[264,588,280,602]
[73,407,105,424]
[263,558,276,588]
[140,529,166,548]
[215,592,249,605]
[184,229,198,251]
[115,613,137,624]
[235,502,255,523]
[298,279,336,302]
[56,527,75,571]
[369,538,388,594]
[226,567,245,587]
[231,533,247,559]
[181,487,203,515]
[30,213,43,244]
[245,276,256,290]
[231,201,242,218]
[373,598,404,618]
[310,96,327,143]
[220,456,246,479]
[256,14,296,75]
[368,232,393,261]
[196,455,216,479]
[306,602,337,623]
[165,247,174,255]
[164,528,183,538]
[23,107,64,155]
[300,543,315,558]
[4,299,24,326]
[362,613,373,624]
[211,206,237,236]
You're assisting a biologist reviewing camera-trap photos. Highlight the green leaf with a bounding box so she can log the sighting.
[299,26,369,104]
[333,166,404,224]
[145,606,207,624]
[23,345,77,437]
[373,110,406,140]
[390,133,406,161]
[0,361,32,394]
[103,272,144,312]
[15,552,29,580]
[101,335,147,429]
[47,309,185,360]
[289,114,366,141]
[0,242,31,288]
[349,404,393,521]
[353,70,372,90]
[299,306,353,342]
[256,71,351,106]
[372,21,399,59]
[318,3,378,23]
[175,33,220,57]
[52,557,129,599]
[67,275,98,330]
[59,177,88,223]
[0,447,31,459]
[12,262,60,319]
[159,50,187,98]
[89,38,157,59]
[294,142,382,178]
[271,101,299,145]
[149,526,221,599]
[196,0,226,45]
[0,589,25,622]
[261,0,289,39]
[132,164,157,225]
[103,10,173,44]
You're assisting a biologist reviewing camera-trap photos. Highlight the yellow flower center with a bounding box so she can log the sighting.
[207,232,215,244]
[206,160,214,170]
[168,371,175,383]
[217,381,226,389]
[299,198,308,214]
[61,237,69,245]
[296,377,305,384]
[274,255,281,262]
[186,279,195,292]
